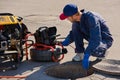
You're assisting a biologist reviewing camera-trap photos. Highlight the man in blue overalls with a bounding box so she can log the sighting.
[59,4,113,69]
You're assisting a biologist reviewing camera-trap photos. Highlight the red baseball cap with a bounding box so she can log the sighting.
[59,4,78,20]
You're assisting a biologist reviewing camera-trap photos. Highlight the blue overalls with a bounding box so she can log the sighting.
[63,10,113,57]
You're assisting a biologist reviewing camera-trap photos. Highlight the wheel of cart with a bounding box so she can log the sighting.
[25,26,67,62]
[30,43,66,62]
[0,13,29,70]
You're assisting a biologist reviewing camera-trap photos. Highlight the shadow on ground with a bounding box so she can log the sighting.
[0,60,60,80]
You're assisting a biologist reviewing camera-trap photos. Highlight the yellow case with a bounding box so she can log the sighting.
[0,16,20,25]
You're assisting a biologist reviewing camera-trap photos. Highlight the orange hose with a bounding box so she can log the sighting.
[25,33,34,60]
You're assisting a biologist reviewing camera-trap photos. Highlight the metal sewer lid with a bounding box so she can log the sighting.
[45,59,120,79]
[45,61,94,79]
[93,59,120,76]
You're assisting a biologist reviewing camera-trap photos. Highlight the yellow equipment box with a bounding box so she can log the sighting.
[0,16,19,25]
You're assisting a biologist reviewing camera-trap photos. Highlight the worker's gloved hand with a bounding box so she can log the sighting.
[92,47,106,57]
[61,37,70,46]
[82,53,90,70]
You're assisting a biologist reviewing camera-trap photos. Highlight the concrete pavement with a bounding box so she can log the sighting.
[0,0,120,80]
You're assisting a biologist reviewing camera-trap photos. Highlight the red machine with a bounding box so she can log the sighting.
[25,26,67,62]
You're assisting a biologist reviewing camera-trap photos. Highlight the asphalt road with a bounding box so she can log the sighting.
[0,0,120,80]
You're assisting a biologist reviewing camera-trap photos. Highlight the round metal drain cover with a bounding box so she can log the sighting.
[45,61,94,79]
[93,59,120,75]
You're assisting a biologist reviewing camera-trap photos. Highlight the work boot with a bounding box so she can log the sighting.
[72,53,84,61]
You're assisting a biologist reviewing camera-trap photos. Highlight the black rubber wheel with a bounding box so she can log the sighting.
[30,48,61,62]
[30,48,53,61]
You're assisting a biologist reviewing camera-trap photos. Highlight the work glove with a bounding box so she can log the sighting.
[92,47,106,57]
[61,37,70,46]
[82,53,90,70]
[92,42,107,57]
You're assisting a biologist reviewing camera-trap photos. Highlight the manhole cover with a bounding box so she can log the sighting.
[93,59,120,76]
[45,61,94,79]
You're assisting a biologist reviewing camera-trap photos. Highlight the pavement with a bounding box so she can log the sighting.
[0,0,120,80]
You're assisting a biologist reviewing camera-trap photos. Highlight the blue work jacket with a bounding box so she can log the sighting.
[65,9,113,54]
